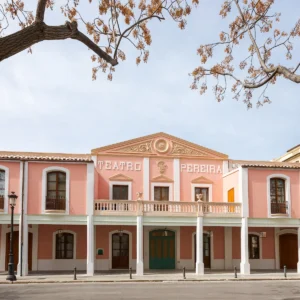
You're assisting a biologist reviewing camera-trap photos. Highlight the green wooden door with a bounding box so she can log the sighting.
[149,230,175,269]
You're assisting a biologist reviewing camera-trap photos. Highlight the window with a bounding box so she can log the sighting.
[55,232,74,259]
[0,170,4,210]
[194,187,209,202]
[112,185,129,200]
[248,234,260,259]
[270,178,287,214]
[46,171,66,211]
[154,186,169,201]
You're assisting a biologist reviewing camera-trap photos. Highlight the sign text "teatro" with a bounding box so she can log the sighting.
[98,160,142,171]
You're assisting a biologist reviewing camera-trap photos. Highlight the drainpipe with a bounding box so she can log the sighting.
[19,160,25,276]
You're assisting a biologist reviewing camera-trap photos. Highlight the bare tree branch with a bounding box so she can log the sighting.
[36,0,47,23]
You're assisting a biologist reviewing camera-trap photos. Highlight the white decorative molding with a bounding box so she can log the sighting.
[275,228,297,270]
[266,174,291,218]
[0,165,9,214]
[109,181,132,200]
[136,215,144,275]
[52,230,77,260]
[41,166,70,215]
[108,230,133,269]
[191,183,213,202]
[150,182,173,201]
[222,160,229,175]
[238,167,249,218]
[173,159,180,202]
[143,158,150,200]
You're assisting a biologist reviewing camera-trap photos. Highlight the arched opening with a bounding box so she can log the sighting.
[279,233,298,269]
[5,232,32,271]
[149,229,175,270]
[194,233,211,268]
[112,232,129,269]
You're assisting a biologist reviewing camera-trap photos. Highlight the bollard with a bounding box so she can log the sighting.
[284,265,287,278]
[129,267,132,279]
[183,267,186,279]
[74,267,77,280]
[234,266,237,279]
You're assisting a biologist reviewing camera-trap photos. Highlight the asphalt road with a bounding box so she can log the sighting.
[1,281,300,300]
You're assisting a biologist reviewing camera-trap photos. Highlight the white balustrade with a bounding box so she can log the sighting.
[94,200,241,217]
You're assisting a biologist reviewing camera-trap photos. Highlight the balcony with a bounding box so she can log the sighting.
[0,195,4,211]
[94,200,242,217]
[271,202,288,215]
[45,196,66,213]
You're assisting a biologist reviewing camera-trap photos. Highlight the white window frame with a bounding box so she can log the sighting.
[151,182,173,201]
[109,181,132,200]
[42,166,70,214]
[52,230,76,260]
[191,184,213,202]
[267,174,291,217]
[0,165,9,214]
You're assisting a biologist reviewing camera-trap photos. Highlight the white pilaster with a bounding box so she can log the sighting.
[86,163,95,276]
[18,161,28,276]
[136,215,144,275]
[239,167,250,275]
[223,160,229,174]
[195,216,204,275]
[173,159,180,202]
[240,218,250,274]
[297,227,300,273]
[143,158,149,200]
[224,227,232,269]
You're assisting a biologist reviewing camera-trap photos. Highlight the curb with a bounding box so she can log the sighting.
[0,277,299,284]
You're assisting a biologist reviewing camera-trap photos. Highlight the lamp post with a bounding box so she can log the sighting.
[6,191,18,282]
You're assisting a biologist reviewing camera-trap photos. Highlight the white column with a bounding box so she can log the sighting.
[86,163,95,276]
[240,218,250,274]
[136,215,144,275]
[18,161,28,276]
[195,216,204,275]
[224,227,232,270]
[173,159,180,202]
[297,227,300,273]
[143,158,149,200]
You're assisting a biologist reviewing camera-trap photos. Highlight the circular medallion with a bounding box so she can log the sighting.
[154,138,170,154]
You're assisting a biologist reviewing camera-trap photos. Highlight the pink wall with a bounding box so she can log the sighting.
[180,159,223,202]
[249,227,275,259]
[180,226,224,259]
[0,161,21,213]
[223,170,239,203]
[38,225,87,259]
[96,156,143,200]
[95,225,137,259]
[27,162,87,215]
[232,227,241,259]
[248,169,300,218]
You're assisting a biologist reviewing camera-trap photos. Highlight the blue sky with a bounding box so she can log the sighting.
[0,0,299,160]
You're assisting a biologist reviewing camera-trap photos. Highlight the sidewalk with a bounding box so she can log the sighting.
[0,270,299,284]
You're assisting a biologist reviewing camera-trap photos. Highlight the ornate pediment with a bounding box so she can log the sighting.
[91,132,228,159]
[109,173,133,181]
[151,175,174,182]
[191,176,214,184]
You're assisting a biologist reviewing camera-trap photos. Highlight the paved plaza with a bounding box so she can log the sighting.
[1,281,300,300]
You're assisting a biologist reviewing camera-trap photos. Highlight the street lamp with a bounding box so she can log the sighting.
[6,191,18,282]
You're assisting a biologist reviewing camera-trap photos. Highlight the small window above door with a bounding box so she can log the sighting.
[154,186,169,201]
[112,185,129,200]
[194,187,209,202]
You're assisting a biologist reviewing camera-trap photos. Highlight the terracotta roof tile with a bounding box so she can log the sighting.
[0,151,92,162]
[231,160,300,169]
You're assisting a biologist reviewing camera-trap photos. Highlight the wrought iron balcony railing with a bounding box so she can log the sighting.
[271,202,288,215]
[45,196,66,212]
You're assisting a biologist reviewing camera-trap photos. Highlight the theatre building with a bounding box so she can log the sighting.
[0,132,300,276]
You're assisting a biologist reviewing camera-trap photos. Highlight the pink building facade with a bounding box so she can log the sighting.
[0,133,300,276]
